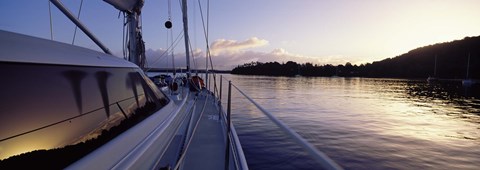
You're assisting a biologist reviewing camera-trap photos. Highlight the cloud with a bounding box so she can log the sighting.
[143,37,366,70]
[206,48,324,70]
[210,37,268,55]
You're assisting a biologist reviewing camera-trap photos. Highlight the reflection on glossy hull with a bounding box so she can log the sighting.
[0,101,165,169]
[0,31,169,168]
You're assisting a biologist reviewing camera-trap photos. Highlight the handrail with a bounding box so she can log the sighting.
[214,76,247,170]
[172,87,248,170]
[228,119,248,170]
[224,81,232,170]
[219,101,248,170]
[227,81,343,170]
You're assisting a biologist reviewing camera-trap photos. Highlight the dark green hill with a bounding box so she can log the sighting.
[364,36,480,79]
[232,36,480,79]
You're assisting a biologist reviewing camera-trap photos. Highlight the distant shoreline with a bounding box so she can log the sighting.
[231,36,480,80]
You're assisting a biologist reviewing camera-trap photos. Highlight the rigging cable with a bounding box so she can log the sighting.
[170,25,176,75]
[198,0,218,94]
[166,27,170,71]
[188,36,198,75]
[144,0,185,73]
[165,0,170,71]
[193,0,197,57]
[168,0,176,75]
[48,0,54,40]
[145,31,184,72]
[168,0,172,21]
[72,0,84,45]
[187,0,198,75]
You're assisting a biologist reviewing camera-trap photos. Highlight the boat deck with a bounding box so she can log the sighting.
[182,91,229,169]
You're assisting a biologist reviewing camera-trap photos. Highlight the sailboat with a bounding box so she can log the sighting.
[1,1,342,169]
[0,0,246,169]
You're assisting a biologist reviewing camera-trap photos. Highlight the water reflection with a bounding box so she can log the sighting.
[220,75,480,169]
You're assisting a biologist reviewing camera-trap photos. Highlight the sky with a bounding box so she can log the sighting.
[1,0,480,70]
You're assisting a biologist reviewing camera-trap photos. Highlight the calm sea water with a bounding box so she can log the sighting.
[216,75,480,170]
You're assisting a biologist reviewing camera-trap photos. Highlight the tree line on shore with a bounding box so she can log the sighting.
[231,36,480,79]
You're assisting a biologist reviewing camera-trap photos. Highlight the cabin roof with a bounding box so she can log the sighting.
[0,30,138,68]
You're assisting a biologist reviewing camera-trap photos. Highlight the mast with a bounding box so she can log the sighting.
[126,2,145,70]
[466,53,470,79]
[182,0,191,78]
[433,55,437,77]
[128,13,138,67]
[104,0,145,69]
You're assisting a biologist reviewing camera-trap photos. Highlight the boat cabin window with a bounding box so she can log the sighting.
[0,62,169,168]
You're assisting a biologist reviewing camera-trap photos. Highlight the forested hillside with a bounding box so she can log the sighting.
[231,36,480,79]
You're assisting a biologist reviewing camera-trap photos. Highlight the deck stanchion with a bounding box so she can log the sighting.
[225,81,232,170]
[219,75,223,118]
[212,73,215,97]
[219,75,223,102]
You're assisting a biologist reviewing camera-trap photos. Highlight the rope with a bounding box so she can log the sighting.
[170,28,176,75]
[173,91,210,170]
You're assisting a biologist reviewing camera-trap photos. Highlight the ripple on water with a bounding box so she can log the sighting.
[223,75,480,169]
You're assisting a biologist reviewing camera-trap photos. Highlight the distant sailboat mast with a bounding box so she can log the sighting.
[427,54,438,82]
[433,54,437,77]
[466,53,470,79]
[462,53,474,86]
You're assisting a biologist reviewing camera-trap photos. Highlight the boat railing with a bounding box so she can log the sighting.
[163,81,246,170]
[217,75,343,170]
[218,79,249,170]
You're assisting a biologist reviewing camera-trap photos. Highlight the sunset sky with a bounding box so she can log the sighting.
[1,0,480,69]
